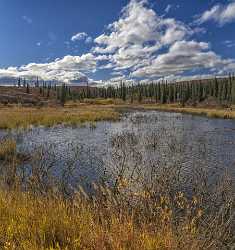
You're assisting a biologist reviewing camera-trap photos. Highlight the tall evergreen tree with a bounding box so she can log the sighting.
[17,77,21,87]
[232,78,235,105]
[26,83,30,94]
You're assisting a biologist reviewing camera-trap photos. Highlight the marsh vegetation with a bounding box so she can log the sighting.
[0,105,119,129]
[0,110,234,249]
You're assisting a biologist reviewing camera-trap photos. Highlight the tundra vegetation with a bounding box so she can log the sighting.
[0,105,120,129]
[0,115,234,249]
[0,76,234,249]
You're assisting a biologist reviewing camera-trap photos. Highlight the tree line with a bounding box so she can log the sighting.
[16,75,235,105]
[74,75,235,105]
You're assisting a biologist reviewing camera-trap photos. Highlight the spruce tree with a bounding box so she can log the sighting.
[214,77,218,98]
[130,84,134,103]
[47,87,50,98]
[232,78,235,105]
[26,83,30,94]
[161,83,166,104]
[122,82,127,101]
[138,85,143,103]
[36,77,39,88]
[18,77,21,87]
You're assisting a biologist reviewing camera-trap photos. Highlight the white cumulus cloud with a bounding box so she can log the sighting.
[93,0,192,73]
[91,0,235,79]
[71,32,93,43]
[196,1,235,26]
[0,53,105,83]
[131,40,235,78]
[1,0,235,85]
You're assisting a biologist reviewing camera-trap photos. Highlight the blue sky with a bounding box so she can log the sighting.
[0,0,235,84]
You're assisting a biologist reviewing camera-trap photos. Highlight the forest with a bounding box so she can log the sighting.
[19,75,235,106]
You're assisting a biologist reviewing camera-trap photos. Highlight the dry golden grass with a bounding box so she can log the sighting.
[0,105,120,129]
[0,189,216,250]
[70,99,235,120]
[1,101,234,130]
[80,98,125,105]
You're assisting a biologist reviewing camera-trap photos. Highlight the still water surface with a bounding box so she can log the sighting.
[0,111,235,188]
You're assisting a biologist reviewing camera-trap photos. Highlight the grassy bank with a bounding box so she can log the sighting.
[0,101,234,130]
[0,187,233,250]
[0,105,119,129]
[139,104,235,119]
[70,99,235,120]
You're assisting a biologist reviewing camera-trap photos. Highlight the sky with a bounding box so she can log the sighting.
[0,0,235,85]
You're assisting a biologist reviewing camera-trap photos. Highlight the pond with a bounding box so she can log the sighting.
[0,110,235,193]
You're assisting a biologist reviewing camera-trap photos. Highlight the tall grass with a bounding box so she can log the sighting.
[0,105,120,129]
[0,107,234,249]
[0,181,233,249]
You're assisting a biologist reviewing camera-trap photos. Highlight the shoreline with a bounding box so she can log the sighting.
[132,104,235,120]
[0,102,234,130]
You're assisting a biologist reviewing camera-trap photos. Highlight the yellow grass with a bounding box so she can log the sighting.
[0,190,207,250]
[0,101,234,130]
[0,105,120,129]
[69,99,235,120]
[80,98,125,105]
